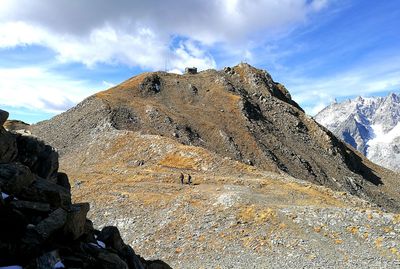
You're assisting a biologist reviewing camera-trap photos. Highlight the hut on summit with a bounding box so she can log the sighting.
[185,67,197,74]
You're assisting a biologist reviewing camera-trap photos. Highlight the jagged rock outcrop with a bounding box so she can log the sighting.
[315,93,400,172]
[32,64,400,212]
[0,110,171,269]
[0,109,9,126]
[4,119,30,134]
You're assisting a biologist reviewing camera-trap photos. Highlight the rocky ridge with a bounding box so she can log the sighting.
[32,63,400,212]
[0,109,171,269]
[315,93,400,172]
[4,119,31,134]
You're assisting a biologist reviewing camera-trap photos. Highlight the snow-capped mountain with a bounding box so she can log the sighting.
[315,93,400,172]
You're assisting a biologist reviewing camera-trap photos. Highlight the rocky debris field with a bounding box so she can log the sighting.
[0,109,171,269]
[59,126,400,269]
[80,178,400,269]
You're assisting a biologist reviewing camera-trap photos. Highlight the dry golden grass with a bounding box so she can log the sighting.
[159,152,200,170]
[346,226,359,235]
[237,206,277,224]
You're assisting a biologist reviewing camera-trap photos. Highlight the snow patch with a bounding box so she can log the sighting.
[2,192,9,199]
[367,123,400,145]
[366,123,400,170]
[97,240,106,248]
[89,240,106,249]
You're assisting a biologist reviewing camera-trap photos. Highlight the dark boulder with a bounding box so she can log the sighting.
[97,251,129,269]
[147,260,173,269]
[57,172,71,191]
[0,163,34,195]
[34,208,68,241]
[140,74,162,95]
[16,135,59,180]
[61,255,86,268]
[10,200,51,213]
[0,207,28,241]
[64,202,90,240]
[98,226,125,252]
[0,188,4,207]
[98,226,145,269]
[0,109,9,126]
[121,245,146,269]
[79,219,97,243]
[35,250,62,269]
[19,177,71,209]
[0,127,17,163]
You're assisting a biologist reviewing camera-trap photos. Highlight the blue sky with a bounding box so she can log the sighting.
[0,0,399,123]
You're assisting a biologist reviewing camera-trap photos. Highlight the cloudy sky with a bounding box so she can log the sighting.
[0,0,399,123]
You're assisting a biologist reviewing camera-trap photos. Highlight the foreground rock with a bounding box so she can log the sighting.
[0,111,171,268]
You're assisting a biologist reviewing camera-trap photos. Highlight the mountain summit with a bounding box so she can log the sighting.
[315,93,400,172]
[32,63,400,212]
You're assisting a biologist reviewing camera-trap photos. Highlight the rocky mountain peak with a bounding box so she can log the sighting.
[388,92,400,102]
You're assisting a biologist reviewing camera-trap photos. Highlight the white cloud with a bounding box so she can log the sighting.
[0,67,100,113]
[0,0,330,117]
[0,0,329,71]
[0,21,47,47]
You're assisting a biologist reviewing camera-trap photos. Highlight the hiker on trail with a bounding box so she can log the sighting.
[179,173,184,185]
[187,174,192,185]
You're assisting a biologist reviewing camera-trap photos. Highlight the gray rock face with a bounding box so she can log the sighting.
[315,93,400,171]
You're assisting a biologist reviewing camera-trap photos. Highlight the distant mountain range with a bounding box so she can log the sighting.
[315,93,400,172]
